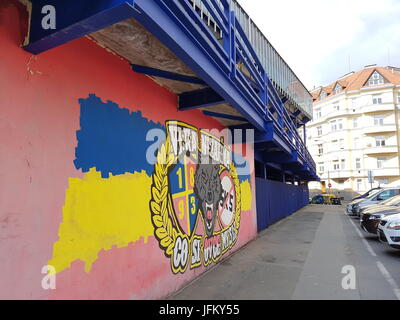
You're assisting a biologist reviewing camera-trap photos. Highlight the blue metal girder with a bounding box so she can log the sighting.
[23,0,316,176]
[283,170,294,177]
[24,0,137,54]
[292,110,301,118]
[254,129,292,156]
[179,88,225,110]
[262,151,298,164]
[202,111,247,122]
[265,162,283,172]
[131,64,207,85]
[132,0,266,131]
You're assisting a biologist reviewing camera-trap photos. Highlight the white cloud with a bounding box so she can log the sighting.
[236,0,400,89]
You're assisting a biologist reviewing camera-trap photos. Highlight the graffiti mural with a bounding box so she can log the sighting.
[150,121,241,274]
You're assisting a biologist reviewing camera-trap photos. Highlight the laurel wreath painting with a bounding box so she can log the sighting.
[150,139,177,257]
[150,134,241,264]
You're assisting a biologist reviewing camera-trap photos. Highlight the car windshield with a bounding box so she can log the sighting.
[365,189,382,199]
[363,189,379,197]
[380,195,400,206]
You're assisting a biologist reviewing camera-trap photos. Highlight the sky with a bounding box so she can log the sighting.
[237,0,400,90]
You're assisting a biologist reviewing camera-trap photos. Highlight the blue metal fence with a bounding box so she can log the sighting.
[256,178,309,231]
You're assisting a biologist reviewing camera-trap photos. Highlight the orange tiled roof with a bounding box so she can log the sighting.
[313,66,400,102]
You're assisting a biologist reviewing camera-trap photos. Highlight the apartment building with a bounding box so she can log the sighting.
[306,65,400,198]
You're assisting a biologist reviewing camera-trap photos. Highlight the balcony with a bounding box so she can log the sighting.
[23,0,317,180]
[323,170,352,179]
[371,168,400,177]
[363,124,397,134]
[364,145,398,155]
[362,103,395,114]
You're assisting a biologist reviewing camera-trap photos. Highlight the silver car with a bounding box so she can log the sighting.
[346,189,382,215]
[353,188,400,217]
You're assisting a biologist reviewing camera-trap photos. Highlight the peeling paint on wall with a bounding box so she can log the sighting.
[49,168,154,274]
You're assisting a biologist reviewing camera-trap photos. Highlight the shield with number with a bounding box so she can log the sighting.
[169,154,199,236]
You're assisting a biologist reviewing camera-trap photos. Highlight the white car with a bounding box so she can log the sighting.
[377,213,400,250]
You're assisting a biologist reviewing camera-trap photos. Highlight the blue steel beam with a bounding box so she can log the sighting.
[265,162,283,172]
[24,0,137,54]
[292,110,301,117]
[131,0,266,131]
[232,122,293,156]
[202,111,247,122]
[254,129,292,155]
[179,88,225,110]
[22,0,316,178]
[131,64,207,85]
[262,151,299,164]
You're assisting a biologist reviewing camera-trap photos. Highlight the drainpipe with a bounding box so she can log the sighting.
[393,88,400,176]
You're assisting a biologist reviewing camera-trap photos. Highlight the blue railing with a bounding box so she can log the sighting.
[180,0,316,172]
[190,0,313,118]
[23,0,316,175]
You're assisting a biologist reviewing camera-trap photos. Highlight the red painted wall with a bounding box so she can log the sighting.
[0,1,257,299]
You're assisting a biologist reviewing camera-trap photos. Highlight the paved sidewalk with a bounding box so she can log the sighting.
[170,204,400,300]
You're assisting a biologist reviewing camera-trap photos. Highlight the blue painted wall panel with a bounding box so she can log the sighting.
[256,178,309,231]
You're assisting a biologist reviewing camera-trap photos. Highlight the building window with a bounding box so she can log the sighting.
[339,139,345,150]
[331,119,343,131]
[398,92,400,104]
[357,179,363,191]
[374,115,385,126]
[320,91,327,100]
[317,126,322,136]
[340,159,346,170]
[375,136,386,147]
[367,71,385,86]
[319,164,324,173]
[352,98,357,108]
[332,140,338,150]
[334,104,340,111]
[354,137,360,149]
[377,157,387,169]
[334,83,342,95]
[356,158,361,170]
[315,108,322,119]
[331,120,337,132]
[353,117,359,128]
[318,144,324,155]
[338,119,343,130]
[333,161,340,171]
[372,94,383,105]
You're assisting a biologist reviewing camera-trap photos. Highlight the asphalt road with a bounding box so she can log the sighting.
[170,204,400,300]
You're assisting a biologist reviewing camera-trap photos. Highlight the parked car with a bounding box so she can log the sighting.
[360,195,400,234]
[377,213,400,249]
[348,187,400,216]
[352,187,382,201]
[358,194,400,216]
[346,189,382,215]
